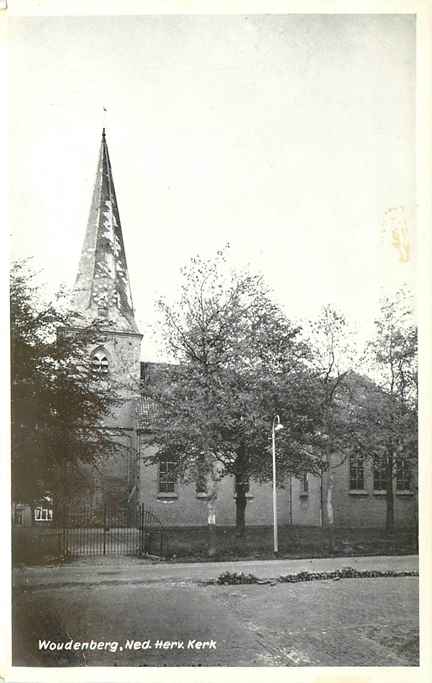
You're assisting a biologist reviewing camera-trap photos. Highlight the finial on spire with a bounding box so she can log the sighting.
[102,106,108,138]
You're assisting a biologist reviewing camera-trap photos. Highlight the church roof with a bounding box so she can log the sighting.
[71,129,139,333]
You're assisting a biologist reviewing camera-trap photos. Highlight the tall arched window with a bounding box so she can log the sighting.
[91,349,109,376]
[349,453,365,491]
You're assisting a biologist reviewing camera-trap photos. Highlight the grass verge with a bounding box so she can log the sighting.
[163,525,417,562]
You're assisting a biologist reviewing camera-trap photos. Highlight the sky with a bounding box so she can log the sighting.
[8,14,416,361]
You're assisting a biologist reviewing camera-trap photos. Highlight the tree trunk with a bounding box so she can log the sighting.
[320,469,324,528]
[326,468,335,553]
[206,460,223,558]
[235,483,248,538]
[207,496,217,557]
[235,441,249,537]
[385,453,394,533]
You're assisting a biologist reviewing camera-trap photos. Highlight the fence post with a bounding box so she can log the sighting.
[144,509,148,554]
[62,504,67,559]
[103,503,107,556]
[142,506,146,554]
[139,504,144,556]
[58,527,62,559]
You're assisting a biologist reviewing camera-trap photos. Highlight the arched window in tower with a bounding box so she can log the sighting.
[91,349,109,376]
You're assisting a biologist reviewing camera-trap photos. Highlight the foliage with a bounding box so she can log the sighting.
[142,249,417,535]
[217,571,260,585]
[293,305,362,547]
[215,567,418,585]
[300,295,417,533]
[11,260,122,504]
[359,288,418,464]
[143,250,319,529]
[354,288,418,529]
[303,305,361,460]
[278,568,418,582]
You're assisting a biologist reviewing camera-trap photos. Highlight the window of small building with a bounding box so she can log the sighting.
[373,459,387,491]
[34,507,53,522]
[14,509,24,525]
[158,459,176,494]
[396,461,411,491]
[349,454,364,490]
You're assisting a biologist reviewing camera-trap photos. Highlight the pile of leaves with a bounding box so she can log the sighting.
[217,571,260,585]
[279,567,418,582]
[215,567,418,585]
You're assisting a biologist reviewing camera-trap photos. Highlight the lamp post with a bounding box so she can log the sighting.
[272,414,284,554]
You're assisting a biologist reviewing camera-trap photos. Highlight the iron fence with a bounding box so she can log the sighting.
[61,503,166,558]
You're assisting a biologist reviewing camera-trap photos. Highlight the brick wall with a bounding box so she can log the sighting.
[138,435,295,526]
[70,330,142,509]
[327,455,417,528]
[138,464,295,527]
[139,438,416,529]
[291,474,323,526]
[138,436,329,527]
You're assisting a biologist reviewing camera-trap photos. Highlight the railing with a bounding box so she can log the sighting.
[61,503,166,558]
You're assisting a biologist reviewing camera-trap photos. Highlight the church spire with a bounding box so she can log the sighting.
[72,129,139,333]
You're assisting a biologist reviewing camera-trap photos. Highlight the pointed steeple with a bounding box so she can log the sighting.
[72,129,139,333]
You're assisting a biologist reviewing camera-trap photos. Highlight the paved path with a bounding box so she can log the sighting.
[13,576,419,667]
[13,554,419,589]
[12,555,419,667]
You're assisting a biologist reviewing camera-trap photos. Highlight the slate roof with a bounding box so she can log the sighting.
[71,129,139,333]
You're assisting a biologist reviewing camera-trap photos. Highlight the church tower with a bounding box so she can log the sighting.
[71,129,142,510]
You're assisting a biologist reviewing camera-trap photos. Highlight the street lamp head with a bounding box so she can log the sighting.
[273,414,284,432]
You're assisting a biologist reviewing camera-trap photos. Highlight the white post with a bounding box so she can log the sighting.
[272,420,278,554]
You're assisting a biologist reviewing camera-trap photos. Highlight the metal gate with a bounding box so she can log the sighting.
[62,503,166,558]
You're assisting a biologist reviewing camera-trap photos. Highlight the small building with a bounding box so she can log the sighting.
[12,496,54,528]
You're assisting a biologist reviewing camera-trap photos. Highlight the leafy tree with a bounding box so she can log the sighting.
[10,260,122,509]
[143,250,316,544]
[356,288,418,531]
[299,295,417,538]
[302,305,362,549]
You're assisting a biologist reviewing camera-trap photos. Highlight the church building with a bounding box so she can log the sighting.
[69,129,416,531]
